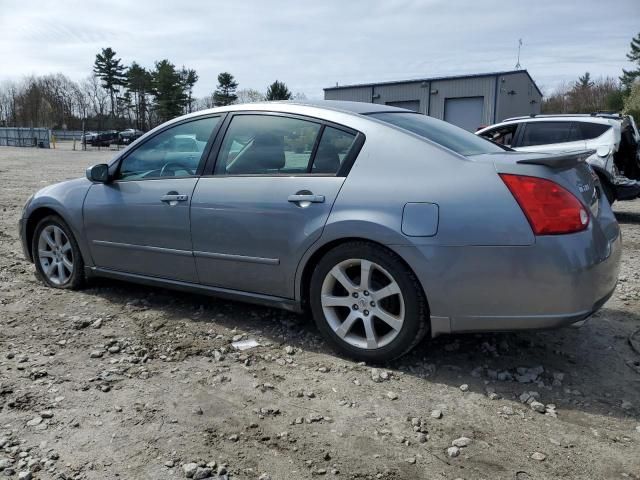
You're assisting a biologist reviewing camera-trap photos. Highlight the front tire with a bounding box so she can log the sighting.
[32,215,85,289]
[310,241,429,362]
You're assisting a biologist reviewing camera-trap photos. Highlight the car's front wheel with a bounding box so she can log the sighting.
[32,215,85,289]
[310,241,429,362]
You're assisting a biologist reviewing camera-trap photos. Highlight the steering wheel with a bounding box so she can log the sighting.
[159,162,195,177]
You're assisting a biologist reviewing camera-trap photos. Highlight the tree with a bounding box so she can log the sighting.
[126,62,153,130]
[621,32,640,93]
[180,67,199,113]
[577,72,594,89]
[213,72,238,106]
[151,59,187,124]
[235,88,265,104]
[623,82,640,124]
[93,47,126,120]
[266,80,292,101]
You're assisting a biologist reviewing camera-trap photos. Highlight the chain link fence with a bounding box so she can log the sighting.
[0,128,51,148]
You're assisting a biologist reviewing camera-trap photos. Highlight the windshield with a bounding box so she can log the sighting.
[368,112,506,156]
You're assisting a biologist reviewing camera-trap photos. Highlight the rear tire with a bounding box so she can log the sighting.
[309,241,429,362]
[32,215,85,290]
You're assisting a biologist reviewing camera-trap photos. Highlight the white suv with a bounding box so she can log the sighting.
[476,114,640,203]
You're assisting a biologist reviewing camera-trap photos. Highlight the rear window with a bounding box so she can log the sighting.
[368,112,505,156]
[573,122,611,140]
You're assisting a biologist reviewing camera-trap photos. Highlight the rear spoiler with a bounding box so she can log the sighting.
[516,150,595,169]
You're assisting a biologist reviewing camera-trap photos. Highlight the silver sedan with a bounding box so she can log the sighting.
[19,101,621,361]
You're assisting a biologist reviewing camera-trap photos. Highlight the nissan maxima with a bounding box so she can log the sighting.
[19,101,621,361]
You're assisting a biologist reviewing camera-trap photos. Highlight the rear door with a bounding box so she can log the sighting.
[514,121,586,152]
[190,113,362,298]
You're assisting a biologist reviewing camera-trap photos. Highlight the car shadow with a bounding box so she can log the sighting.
[81,277,640,423]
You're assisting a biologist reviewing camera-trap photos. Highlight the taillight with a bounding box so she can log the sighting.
[499,174,589,235]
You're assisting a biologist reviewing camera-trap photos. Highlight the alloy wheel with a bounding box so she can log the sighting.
[37,225,74,285]
[320,258,405,350]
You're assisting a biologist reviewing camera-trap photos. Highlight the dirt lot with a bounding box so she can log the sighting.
[1,144,639,480]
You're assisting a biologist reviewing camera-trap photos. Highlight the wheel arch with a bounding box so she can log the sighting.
[297,236,430,317]
[24,206,64,261]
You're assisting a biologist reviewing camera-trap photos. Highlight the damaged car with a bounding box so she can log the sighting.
[476,114,640,203]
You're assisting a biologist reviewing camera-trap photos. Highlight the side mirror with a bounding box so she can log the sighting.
[86,163,110,183]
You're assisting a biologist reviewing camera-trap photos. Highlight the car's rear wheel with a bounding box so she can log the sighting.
[32,215,85,289]
[310,241,428,362]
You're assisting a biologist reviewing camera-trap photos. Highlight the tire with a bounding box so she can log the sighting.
[32,215,85,290]
[599,177,616,205]
[309,241,429,362]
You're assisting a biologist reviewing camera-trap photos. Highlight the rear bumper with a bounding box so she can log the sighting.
[392,223,621,336]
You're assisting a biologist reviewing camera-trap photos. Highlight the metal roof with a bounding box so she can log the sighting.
[324,69,543,97]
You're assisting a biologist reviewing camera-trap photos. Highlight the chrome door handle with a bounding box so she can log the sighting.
[288,194,325,203]
[161,194,188,202]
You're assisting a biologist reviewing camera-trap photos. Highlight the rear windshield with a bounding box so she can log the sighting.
[368,112,506,156]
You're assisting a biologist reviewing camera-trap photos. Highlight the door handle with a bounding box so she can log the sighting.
[288,194,325,203]
[161,193,188,203]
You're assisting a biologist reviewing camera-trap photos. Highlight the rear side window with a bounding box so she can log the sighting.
[519,122,573,147]
[215,115,321,175]
[368,112,505,156]
[573,122,611,140]
[312,127,357,174]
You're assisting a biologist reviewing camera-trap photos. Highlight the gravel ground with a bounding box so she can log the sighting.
[1,144,639,480]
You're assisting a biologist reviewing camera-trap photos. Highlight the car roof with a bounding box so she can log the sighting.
[502,114,622,124]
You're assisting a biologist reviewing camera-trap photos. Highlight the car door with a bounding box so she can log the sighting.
[191,112,362,298]
[83,115,222,282]
[513,121,586,153]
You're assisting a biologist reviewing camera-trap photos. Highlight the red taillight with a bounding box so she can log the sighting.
[499,174,589,235]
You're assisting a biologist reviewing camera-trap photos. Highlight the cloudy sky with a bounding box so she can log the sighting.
[0,0,638,99]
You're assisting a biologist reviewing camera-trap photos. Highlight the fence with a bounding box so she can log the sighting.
[0,128,51,148]
[51,130,84,141]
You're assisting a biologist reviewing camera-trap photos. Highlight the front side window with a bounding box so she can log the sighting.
[479,123,518,147]
[519,121,573,147]
[367,112,505,156]
[117,116,220,180]
[216,115,322,175]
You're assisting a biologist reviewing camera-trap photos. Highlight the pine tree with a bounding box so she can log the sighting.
[621,32,640,93]
[151,60,187,123]
[266,80,292,101]
[93,47,126,120]
[126,62,153,130]
[577,72,593,89]
[180,68,199,113]
[213,72,238,106]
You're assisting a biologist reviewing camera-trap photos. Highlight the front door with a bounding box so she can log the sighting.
[83,115,222,282]
[191,113,361,298]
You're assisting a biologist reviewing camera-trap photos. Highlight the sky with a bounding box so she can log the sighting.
[0,0,638,99]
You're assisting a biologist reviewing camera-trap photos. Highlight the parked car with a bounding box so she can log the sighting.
[476,114,640,203]
[89,130,119,147]
[81,131,98,143]
[19,101,621,361]
[118,128,144,144]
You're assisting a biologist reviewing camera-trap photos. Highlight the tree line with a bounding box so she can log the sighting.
[0,47,302,131]
[542,32,640,122]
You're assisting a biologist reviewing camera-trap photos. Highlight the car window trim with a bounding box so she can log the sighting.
[112,113,227,183]
[200,111,364,178]
[512,122,525,148]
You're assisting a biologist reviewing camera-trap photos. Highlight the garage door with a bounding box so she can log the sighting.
[444,96,484,131]
[385,100,420,112]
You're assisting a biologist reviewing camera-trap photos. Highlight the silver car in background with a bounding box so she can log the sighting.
[476,113,640,203]
[19,101,621,361]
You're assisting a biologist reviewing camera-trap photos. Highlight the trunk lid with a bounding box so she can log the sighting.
[470,150,600,214]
